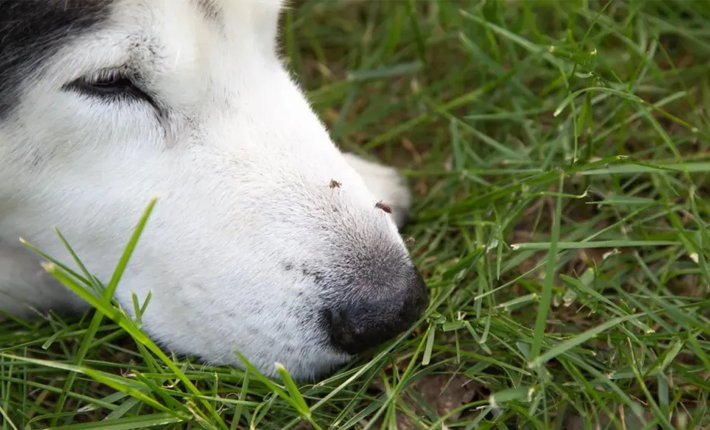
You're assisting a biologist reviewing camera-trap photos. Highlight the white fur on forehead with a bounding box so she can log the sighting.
[115,0,286,62]
[221,0,286,15]
[190,0,287,32]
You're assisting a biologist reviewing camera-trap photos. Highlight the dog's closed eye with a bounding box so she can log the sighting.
[64,68,154,105]
[64,67,166,119]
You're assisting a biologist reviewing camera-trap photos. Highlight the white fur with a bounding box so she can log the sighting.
[0,0,416,379]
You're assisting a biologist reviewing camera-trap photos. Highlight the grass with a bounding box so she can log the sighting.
[2,0,710,428]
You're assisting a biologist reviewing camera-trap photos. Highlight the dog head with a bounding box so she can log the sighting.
[0,0,427,379]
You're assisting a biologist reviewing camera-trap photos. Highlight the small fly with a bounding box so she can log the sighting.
[375,201,392,214]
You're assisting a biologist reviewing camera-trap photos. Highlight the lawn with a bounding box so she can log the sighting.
[2,0,710,429]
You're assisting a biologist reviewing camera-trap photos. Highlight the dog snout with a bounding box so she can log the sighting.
[324,265,428,355]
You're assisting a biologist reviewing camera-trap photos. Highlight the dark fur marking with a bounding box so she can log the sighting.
[301,267,326,284]
[193,0,222,24]
[0,0,114,119]
[253,303,264,316]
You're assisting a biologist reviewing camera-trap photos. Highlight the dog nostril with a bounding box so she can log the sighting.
[325,266,428,355]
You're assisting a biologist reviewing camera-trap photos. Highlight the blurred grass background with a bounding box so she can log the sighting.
[2,0,710,429]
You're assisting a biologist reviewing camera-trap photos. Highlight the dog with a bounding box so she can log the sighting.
[0,0,428,380]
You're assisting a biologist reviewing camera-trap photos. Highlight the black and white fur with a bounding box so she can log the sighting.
[0,0,428,379]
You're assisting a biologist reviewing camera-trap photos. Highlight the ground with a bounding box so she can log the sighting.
[2,0,710,429]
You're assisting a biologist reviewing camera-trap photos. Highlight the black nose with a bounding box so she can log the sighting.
[324,265,428,355]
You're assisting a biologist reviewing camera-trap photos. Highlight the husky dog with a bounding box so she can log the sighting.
[0,0,428,379]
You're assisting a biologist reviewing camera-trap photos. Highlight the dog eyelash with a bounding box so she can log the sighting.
[83,68,128,87]
[66,68,153,103]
